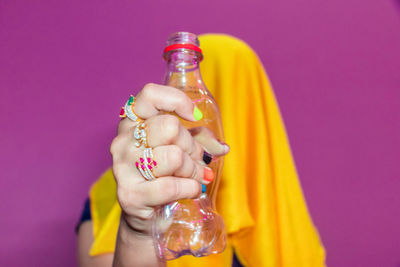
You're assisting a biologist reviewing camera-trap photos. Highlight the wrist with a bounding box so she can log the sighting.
[114,216,163,267]
[119,216,153,244]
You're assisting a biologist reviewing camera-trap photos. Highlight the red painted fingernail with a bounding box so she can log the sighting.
[204,167,215,182]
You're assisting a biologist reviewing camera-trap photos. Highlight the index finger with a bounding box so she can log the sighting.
[135,83,201,121]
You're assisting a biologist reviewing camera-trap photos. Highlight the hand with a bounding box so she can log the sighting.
[110,83,228,236]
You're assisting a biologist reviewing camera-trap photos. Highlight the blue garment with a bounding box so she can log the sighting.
[75,198,91,233]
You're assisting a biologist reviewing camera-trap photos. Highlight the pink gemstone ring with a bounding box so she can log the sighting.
[135,148,157,181]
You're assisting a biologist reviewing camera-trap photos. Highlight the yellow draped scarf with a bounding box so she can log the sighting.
[89,34,326,266]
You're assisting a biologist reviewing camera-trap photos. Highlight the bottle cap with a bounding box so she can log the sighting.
[163,32,203,60]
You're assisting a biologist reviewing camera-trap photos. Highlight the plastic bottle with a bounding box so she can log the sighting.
[152,32,227,260]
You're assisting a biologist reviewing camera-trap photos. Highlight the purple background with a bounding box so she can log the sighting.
[1,0,399,266]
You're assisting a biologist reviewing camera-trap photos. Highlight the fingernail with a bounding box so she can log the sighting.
[223,144,230,154]
[218,142,230,154]
[193,106,203,121]
[201,184,207,193]
[204,167,215,182]
[203,151,212,165]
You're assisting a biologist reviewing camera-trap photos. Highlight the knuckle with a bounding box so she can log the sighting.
[162,115,180,143]
[142,83,156,98]
[110,133,132,162]
[117,186,142,212]
[167,145,184,169]
[110,138,118,155]
[110,135,124,156]
[112,162,125,179]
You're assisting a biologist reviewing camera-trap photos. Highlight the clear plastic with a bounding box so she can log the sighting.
[152,32,227,260]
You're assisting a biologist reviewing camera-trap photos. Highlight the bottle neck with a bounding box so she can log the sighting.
[163,50,203,87]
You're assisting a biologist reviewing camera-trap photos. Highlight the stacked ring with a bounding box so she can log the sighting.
[119,96,157,181]
[133,121,148,148]
[135,148,157,181]
[120,95,142,123]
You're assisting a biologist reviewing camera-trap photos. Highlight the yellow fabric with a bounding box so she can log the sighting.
[89,34,326,266]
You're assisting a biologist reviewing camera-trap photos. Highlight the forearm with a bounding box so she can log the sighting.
[113,218,165,267]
